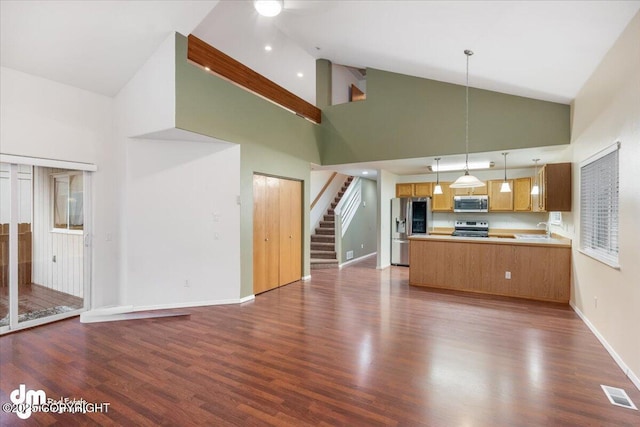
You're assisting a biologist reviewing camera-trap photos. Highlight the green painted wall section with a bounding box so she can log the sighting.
[320,68,571,165]
[316,59,332,109]
[340,178,378,263]
[174,34,322,298]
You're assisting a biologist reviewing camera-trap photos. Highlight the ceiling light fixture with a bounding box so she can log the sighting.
[429,160,493,172]
[254,0,283,17]
[531,159,540,195]
[450,50,485,189]
[297,72,304,78]
[500,152,511,193]
[362,171,369,175]
[264,45,272,52]
[433,158,443,195]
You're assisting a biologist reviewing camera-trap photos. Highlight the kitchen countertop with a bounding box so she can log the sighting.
[408,233,572,248]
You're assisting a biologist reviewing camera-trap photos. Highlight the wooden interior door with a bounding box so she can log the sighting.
[279,179,302,285]
[253,175,281,294]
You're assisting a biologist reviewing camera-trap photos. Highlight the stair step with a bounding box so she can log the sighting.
[311,242,335,251]
[311,235,335,243]
[311,250,336,259]
[327,208,335,215]
[323,214,335,221]
[310,259,339,269]
[319,221,335,228]
[315,227,334,235]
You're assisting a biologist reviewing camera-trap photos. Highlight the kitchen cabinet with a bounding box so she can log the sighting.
[413,182,432,197]
[253,174,302,294]
[396,183,413,197]
[513,177,532,211]
[532,163,572,212]
[409,237,571,303]
[395,182,433,197]
[432,182,453,211]
[488,179,514,211]
[453,183,488,196]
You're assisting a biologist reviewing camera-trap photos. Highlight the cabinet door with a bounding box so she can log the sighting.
[453,183,487,196]
[413,182,432,197]
[432,182,453,211]
[488,180,514,211]
[279,179,302,286]
[532,167,546,212]
[513,177,532,211]
[544,163,572,211]
[396,183,413,197]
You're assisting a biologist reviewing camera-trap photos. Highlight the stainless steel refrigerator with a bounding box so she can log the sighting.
[391,197,432,266]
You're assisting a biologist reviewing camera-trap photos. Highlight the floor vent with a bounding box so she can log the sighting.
[601,385,637,410]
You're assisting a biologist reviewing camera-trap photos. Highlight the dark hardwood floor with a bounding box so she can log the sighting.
[1,257,638,426]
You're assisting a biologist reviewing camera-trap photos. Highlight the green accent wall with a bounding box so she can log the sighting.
[320,67,571,165]
[174,34,322,297]
[316,59,332,109]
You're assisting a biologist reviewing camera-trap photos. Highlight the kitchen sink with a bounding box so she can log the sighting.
[514,234,550,240]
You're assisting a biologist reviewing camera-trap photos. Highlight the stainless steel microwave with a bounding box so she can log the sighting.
[453,195,489,212]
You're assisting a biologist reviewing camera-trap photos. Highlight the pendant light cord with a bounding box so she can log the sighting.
[464,50,473,174]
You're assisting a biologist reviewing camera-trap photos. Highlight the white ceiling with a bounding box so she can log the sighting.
[1,1,638,176]
[0,0,218,96]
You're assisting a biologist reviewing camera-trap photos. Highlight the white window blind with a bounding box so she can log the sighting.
[580,142,620,268]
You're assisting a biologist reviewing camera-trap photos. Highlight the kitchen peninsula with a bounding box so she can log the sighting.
[409,234,571,303]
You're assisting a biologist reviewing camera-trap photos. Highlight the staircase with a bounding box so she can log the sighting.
[310,176,354,269]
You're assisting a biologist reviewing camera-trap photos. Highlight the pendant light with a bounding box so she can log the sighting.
[450,50,485,189]
[500,152,511,192]
[433,157,443,195]
[531,159,540,195]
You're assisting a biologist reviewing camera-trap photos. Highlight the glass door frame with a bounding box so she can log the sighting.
[0,155,95,334]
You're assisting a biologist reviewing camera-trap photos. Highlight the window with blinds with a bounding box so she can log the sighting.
[580,142,620,268]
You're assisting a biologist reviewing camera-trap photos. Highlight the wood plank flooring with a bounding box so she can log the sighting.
[1,257,639,426]
[0,283,83,319]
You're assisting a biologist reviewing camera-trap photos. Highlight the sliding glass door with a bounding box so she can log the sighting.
[0,162,90,333]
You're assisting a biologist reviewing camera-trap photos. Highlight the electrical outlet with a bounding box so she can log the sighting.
[505,271,511,279]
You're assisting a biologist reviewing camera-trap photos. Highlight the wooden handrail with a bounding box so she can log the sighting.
[310,172,338,209]
[187,34,321,124]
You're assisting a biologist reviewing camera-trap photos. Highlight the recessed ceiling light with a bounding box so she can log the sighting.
[264,45,272,52]
[362,171,369,175]
[297,72,304,78]
[204,67,210,71]
[254,0,283,17]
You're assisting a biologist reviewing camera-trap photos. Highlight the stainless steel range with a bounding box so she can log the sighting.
[452,220,489,237]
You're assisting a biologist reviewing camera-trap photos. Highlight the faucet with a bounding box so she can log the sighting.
[537,222,550,238]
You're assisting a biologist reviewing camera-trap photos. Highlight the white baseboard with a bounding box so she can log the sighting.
[80,297,251,324]
[301,275,311,281]
[339,252,376,269]
[570,301,640,391]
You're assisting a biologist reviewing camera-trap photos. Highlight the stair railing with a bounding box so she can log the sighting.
[334,177,361,263]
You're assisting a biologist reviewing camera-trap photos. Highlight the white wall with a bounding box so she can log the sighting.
[310,171,347,233]
[0,65,118,307]
[376,169,397,268]
[566,12,640,388]
[124,139,241,309]
[332,64,364,105]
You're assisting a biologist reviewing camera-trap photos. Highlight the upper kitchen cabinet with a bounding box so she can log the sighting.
[395,182,433,198]
[532,163,572,212]
[396,183,413,198]
[513,177,532,211]
[453,184,488,196]
[432,182,453,211]
[488,179,514,211]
